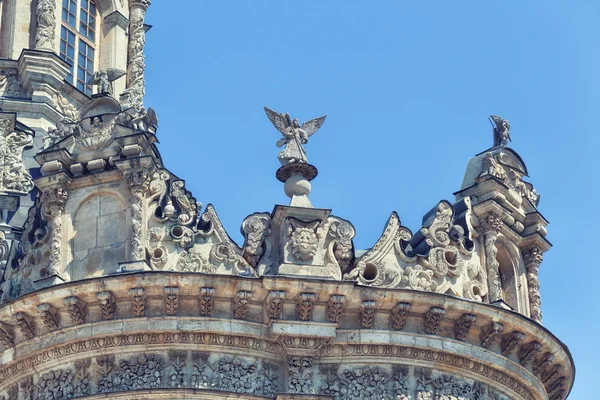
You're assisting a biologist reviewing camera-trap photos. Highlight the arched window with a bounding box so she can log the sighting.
[59,0,98,95]
[496,244,519,310]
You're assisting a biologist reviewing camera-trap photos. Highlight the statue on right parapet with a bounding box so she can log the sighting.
[490,115,512,147]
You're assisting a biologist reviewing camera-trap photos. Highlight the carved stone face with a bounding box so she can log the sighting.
[292,118,300,128]
[290,227,318,261]
[92,117,101,127]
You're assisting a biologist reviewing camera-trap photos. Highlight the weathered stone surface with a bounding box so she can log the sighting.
[0,4,572,400]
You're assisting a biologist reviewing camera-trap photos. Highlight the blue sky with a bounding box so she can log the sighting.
[145,2,599,398]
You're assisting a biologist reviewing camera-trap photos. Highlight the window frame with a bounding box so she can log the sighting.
[59,0,99,95]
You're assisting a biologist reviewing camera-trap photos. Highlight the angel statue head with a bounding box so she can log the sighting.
[264,107,326,166]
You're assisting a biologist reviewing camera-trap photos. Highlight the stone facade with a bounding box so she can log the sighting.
[0,2,573,400]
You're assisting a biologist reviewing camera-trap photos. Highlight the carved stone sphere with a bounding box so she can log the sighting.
[284,174,311,198]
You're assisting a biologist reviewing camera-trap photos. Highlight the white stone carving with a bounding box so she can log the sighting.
[0,118,33,194]
[35,0,56,50]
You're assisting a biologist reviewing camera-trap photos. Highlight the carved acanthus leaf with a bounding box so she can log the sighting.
[360,300,376,329]
[233,290,252,320]
[164,286,180,316]
[199,287,215,316]
[326,295,345,324]
[36,303,59,331]
[501,331,525,356]
[423,307,445,335]
[533,352,555,375]
[0,322,14,348]
[480,321,504,348]
[453,313,476,341]
[390,302,411,330]
[130,287,146,317]
[14,312,35,340]
[242,213,271,268]
[518,341,543,367]
[65,296,87,325]
[296,292,316,321]
[97,291,116,320]
[326,217,356,276]
[267,291,285,321]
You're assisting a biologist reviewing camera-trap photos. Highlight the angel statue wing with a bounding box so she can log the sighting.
[86,73,100,85]
[490,115,505,129]
[107,68,126,82]
[264,106,291,134]
[146,107,158,127]
[489,115,511,146]
[301,115,327,137]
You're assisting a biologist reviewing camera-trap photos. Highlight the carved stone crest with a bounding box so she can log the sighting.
[287,218,321,262]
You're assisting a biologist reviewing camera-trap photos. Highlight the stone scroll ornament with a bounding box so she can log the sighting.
[35,0,56,50]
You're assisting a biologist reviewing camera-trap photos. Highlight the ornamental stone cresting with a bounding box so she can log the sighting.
[0,1,574,400]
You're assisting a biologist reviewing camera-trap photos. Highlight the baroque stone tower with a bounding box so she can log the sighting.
[0,1,574,400]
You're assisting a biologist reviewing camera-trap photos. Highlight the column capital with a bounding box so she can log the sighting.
[523,247,544,268]
[478,214,503,235]
[130,0,152,9]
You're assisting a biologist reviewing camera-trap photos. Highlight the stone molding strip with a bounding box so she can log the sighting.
[0,272,574,399]
[0,330,544,400]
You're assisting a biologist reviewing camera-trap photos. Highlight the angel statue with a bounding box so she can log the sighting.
[264,107,327,166]
[87,69,126,95]
[489,115,512,147]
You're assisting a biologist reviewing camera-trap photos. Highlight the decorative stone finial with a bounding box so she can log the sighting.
[264,107,326,208]
[489,115,512,147]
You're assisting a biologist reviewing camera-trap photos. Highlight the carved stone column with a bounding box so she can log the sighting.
[478,214,503,304]
[523,247,543,323]
[40,187,68,280]
[126,0,151,109]
[123,169,150,261]
[34,0,56,50]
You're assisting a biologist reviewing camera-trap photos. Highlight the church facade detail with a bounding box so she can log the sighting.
[0,1,574,399]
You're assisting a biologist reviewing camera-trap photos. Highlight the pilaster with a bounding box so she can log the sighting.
[523,247,544,323]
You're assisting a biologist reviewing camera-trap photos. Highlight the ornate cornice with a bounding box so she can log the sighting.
[0,272,574,400]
